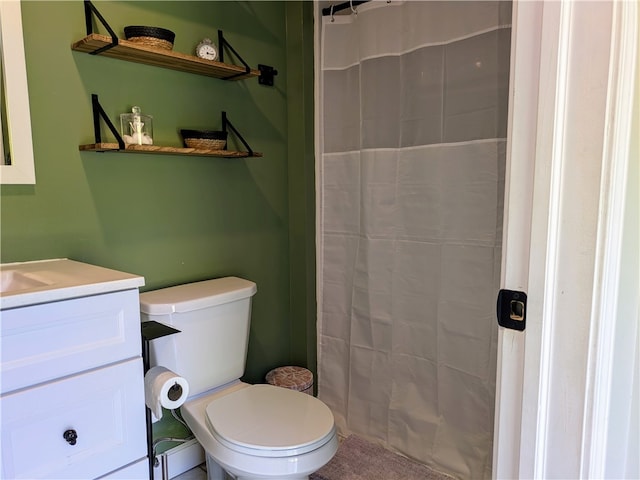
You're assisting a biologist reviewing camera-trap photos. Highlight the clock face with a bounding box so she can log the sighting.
[197,44,217,61]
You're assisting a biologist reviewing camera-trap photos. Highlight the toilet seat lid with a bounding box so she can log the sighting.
[205,384,335,457]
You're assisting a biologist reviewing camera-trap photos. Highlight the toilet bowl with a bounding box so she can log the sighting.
[181,381,339,480]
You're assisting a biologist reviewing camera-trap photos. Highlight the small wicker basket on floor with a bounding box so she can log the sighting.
[266,366,314,395]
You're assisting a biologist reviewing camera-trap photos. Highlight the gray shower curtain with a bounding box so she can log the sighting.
[316,2,511,478]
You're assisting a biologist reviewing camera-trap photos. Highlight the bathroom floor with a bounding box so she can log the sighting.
[173,464,207,480]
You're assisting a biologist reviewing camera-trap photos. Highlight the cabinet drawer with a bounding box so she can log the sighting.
[1,358,147,479]
[1,289,141,393]
[98,458,149,479]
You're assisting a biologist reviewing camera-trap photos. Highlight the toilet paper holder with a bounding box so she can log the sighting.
[141,321,182,480]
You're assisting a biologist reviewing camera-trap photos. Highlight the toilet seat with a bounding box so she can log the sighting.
[205,384,335,458]
[181,381,339,479]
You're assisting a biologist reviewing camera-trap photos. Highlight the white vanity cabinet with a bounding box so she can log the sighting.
[0,259,148,479]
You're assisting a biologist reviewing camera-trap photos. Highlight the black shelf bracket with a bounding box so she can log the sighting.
[91,94,125,150]
[83,0,118,55]
[222,111,254,157]
[217,30,251,80]
[217,30,276,86]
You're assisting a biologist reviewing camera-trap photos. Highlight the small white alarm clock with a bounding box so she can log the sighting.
[195,38,217,61]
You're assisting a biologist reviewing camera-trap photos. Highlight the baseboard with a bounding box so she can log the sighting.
[153,438,205,480]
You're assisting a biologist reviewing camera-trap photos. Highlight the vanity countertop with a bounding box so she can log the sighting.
[0,258,145,310]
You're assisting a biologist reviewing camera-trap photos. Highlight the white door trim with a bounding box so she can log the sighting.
[492,0,542,476]
[529,1,574,476]
[582,1,638,477]
[494,1,638,478]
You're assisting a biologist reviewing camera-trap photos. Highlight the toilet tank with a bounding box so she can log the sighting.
[139,277,257,397]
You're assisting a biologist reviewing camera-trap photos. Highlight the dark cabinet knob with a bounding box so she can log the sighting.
[63,429,78,445]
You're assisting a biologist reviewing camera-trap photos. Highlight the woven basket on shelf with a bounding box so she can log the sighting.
[181,129,228,150]
[184,138,227,150]
[124,26,175,51]
[127,36,174,50]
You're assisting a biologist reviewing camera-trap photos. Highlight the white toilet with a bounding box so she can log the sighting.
[140,277,338,480]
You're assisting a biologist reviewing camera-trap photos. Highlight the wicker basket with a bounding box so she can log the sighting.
[266,366,314,396]
[181,129,227,150]
[124,26,175,51]
[184,138,227,150]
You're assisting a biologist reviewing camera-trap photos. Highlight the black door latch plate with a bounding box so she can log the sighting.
[497,289,527,331]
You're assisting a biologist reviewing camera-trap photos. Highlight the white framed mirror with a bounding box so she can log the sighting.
[0,0,35,184]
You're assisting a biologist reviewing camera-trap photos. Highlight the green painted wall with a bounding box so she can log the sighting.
[285,1,317,377]
[0,1,316,384]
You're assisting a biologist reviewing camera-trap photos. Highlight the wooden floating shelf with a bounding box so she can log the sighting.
[79,143,262,158]
[71,34,259,80]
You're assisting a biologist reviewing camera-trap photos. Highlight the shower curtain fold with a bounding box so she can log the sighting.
[316,2,510,478]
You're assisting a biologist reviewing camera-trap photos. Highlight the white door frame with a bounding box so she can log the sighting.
[494,1,638,478]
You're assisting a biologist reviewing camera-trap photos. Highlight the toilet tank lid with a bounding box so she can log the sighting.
[140,277,257,315]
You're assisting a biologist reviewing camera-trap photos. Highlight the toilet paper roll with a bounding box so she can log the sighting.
[144,366,189,420]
